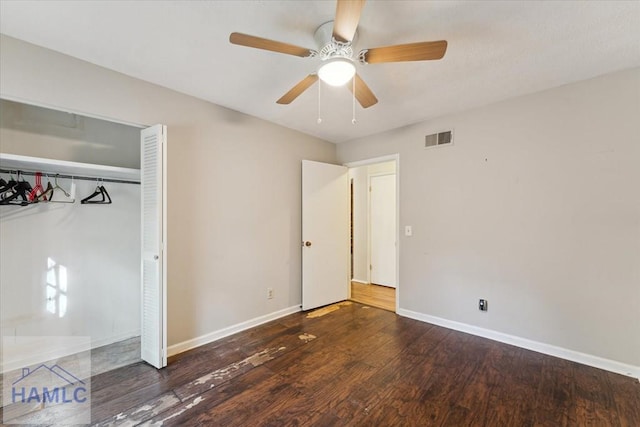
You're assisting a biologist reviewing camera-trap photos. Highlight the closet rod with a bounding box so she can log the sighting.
[0,169,140,185]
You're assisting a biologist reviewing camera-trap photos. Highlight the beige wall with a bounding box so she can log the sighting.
[338,68,640,369]
[0,35,337,347]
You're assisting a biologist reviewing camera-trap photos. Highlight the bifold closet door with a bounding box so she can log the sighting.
[141,124,167,369]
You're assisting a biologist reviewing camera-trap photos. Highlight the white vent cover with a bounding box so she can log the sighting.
[425,130,453,148]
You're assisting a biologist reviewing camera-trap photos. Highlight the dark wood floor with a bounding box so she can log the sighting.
[4,302,639,426]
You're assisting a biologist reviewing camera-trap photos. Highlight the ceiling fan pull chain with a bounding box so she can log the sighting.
[352,77,357,125]
[317,79,322,124]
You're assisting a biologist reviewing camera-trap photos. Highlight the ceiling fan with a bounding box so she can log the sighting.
[229,0,447,109]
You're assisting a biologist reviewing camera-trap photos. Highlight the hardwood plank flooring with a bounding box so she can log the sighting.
[2,302,639,426]
[350,281,396,311]
[0,337,142,425]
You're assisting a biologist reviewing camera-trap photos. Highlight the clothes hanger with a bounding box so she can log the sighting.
[28,172,45,202]
[49,174,75,203]
[19,171,33,194]
[81,182,111,204]
[95,182,112,204]
[0,172,16,195]
[52,174,70,197]
[15,172,32,206]
[102,186,112,204]
[0,176,17,203]
[34,174,54,202]
[81,178,112,204]
[0,172,31,206]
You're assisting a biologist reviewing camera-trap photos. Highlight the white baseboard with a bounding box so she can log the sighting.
[1,329,140,374]
[91,329,140,350]
[351,279,369,284]
[397,309,640,380]
[167,305,302,357]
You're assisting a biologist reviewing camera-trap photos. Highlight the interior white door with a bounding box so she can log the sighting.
[370,173,396,287]
[141,124,167,369]
[302,160,349,310]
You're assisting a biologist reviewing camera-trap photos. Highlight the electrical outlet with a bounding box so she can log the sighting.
[479,299,488,311]
[267,288,274,299]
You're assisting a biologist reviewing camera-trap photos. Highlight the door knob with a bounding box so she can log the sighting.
[154,255,159,260]
[304,241,312,247]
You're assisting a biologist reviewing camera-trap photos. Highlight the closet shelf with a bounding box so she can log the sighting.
[0,153,140,182]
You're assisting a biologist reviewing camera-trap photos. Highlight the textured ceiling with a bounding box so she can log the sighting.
[1,1,639,143]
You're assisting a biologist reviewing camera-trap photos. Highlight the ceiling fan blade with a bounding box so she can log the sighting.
[230,32,314,58]
[277,74,319,105]
[332,0,366,43]
[348,73,378,108]
[362,40,448,64]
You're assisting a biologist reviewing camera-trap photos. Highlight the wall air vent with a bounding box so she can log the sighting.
[425,130,453,148]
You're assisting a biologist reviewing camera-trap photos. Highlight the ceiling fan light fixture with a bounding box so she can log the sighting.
[318,57,355,87]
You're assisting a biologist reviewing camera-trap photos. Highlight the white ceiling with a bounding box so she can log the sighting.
[1,1,639,143]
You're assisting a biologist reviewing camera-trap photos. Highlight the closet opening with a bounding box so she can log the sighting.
[0,99,164,383]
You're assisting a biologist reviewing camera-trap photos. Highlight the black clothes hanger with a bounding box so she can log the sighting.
[0,172,31,206]
[81,180,112,204]
[0,179,17,201]
[0,172,17,195]
[37,181,54,202]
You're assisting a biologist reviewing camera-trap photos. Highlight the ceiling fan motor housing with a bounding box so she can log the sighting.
[314,21,357,62]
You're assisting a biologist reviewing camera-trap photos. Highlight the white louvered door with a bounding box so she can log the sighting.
[141,124,167,369]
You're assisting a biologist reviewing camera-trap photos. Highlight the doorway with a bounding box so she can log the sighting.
[346,156,398,312]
